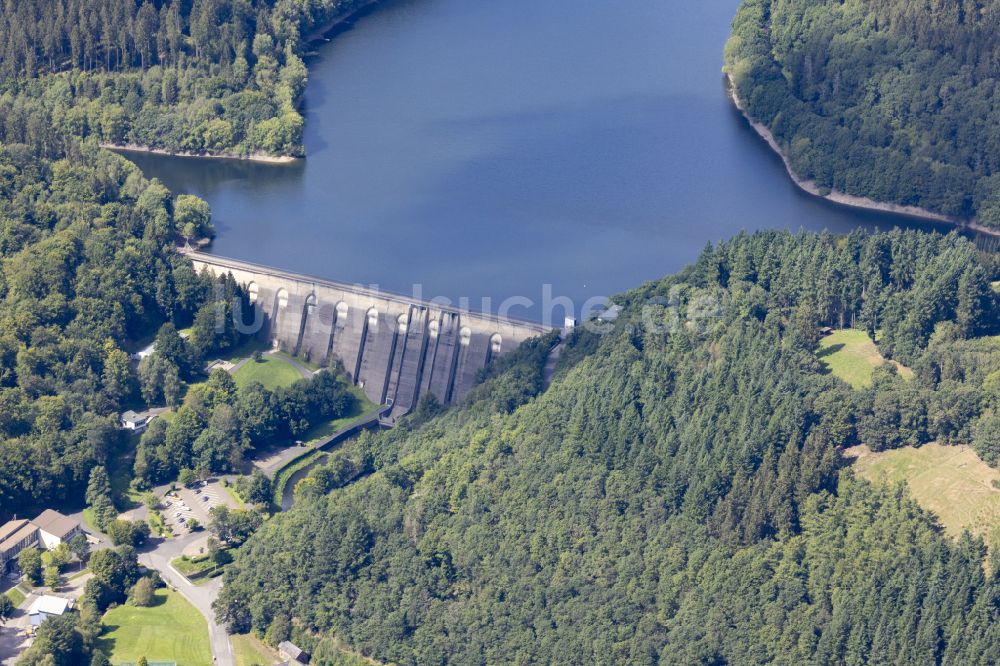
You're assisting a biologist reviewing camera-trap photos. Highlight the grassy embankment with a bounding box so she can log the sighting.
[4,585,26,607]
[232,633,282,666]
[171,553,226,583]
[232,354,305,389]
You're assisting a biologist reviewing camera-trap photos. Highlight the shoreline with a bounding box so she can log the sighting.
[302,0,382,45]
[101,3,384,166]
[724,73,1000,239]
[101,143,299,164]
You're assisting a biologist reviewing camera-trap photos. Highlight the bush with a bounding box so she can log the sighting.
[43,566,60,589]
[179,468,197,487]
[107,520,152,547]
[129,577,155,607]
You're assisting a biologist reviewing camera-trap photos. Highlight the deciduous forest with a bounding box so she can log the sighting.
[8,2,1000,664]
[0,142,226,518]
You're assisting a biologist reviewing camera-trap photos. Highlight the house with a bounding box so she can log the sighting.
[121,410,153,432]
[27,595,70,626]
[0,510,82,573]
[0,519,40,572]
[278,641,310,664]
[31,510,81,549]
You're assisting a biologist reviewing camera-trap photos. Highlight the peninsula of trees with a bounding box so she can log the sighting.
[726,0,1000,227]
[0,0,371,160]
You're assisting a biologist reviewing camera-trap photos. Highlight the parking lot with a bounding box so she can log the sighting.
[162,480,239,535]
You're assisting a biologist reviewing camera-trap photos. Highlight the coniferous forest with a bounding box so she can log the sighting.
[0,0,369,158]
[8,1,1000,664]
[726,0,1000,226]
[217,230,1000,664]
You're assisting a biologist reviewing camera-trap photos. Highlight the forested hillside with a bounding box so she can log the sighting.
[0,141,231,519]
[726,0,1000,226]
[217,230,1000,664]
[0,0,369,158]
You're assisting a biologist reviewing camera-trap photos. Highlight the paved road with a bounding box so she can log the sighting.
[69,494,235,665]
[273,352,314,378]
[257,405,388,478]
[0,598,31,665]
[139,532,233,666]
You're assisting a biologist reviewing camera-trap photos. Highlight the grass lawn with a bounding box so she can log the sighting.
[97,588,212,666]
[817,329,914,389]
[147,510,170,538]
[4,586,25,607]
[232,355,304,390]
[274,349,321,372]
[171,554,224,581]
[214,338,270,364]
[82,507,99,533]
[302,384,378,441]
[221,482,247,509]
[848,443,1000,551]
[232,633,281,666]
[110,455,144,511]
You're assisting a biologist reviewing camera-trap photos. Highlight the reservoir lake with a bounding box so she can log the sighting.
[126,0,969,322]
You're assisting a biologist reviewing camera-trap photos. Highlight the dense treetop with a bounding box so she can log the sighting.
[0,141,224,519]
[0,0,368,157]
[217,229,1000,664]
[726,0,1000,225]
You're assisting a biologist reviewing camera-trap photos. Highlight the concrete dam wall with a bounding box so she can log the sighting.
[185,252,551,421]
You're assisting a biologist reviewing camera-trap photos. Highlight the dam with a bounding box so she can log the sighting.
[185,251,552,422]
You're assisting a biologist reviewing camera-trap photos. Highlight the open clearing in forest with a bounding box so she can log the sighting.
[847,443,1000,550]
[817,329,913,389]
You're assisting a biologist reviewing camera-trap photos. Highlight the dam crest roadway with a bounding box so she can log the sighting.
[184,251,552,423]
